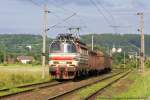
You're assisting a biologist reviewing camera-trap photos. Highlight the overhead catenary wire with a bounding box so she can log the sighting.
[48,0,89,35]
[94,0,116,25]
[21,0,91,36]
[89,0,113,26]
[48,0,77,14]
[51,12,71,26]
[49,13,77,29]
[26,0,44,7]
[24,0,77,31]
[93,0,118,34]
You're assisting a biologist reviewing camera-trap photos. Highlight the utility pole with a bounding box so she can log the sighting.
[42,3,49,79]
[124,51,126,69]
[137,12,145,72]
[135,52,138,69]
[92,34,94,51]
[3,45,6,64]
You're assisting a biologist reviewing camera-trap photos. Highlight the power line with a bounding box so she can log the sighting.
[26,0,43,7]
[94,0,116,25]
[51,12,71,25]
[48,0,76,14]
[89,0,112,26]
[48,0,80,29]
[25,0,77,31]
[49,13,77,29]
[51,0,92,34]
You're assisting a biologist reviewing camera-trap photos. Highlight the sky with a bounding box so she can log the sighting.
[0,0,150,37]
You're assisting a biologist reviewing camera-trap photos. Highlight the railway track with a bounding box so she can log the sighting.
[0,80,63,99]
[85,70,131,100]
[0,81,55,92]
[47,70,130,100]
[0,69,126,100]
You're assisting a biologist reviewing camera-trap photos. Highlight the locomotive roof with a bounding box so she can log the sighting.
[54,33,86,46]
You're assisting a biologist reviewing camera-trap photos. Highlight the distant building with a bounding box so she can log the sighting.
[17,56,34,64]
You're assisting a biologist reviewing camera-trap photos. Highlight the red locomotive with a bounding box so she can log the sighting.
[49,34,112,79]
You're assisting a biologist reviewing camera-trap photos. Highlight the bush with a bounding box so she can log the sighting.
[32,61,40,66]
[0,67,50,89]
[145,60,150,68]
[2,63,8,66]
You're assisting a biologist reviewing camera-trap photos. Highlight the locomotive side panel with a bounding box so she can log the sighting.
[78,47,89,70]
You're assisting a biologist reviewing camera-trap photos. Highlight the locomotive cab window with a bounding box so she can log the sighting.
[50,42,61,53]
[50,41,76,53]
[63,42,76,53]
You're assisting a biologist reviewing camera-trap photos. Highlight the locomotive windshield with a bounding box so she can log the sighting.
[50,42,61,52]
[50,41,77,53]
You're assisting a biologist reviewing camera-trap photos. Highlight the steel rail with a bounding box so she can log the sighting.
[0,81,64,99]
[0,80,57,92]
[0,81,52,92]
[85,70,131,100]
[47,71,125,100]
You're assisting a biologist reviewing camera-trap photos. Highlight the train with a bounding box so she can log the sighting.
[49,34,112,79]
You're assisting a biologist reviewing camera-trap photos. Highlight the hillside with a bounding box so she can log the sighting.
[81,34,150,56]
[0,34,52,63]
[0,34,150,63]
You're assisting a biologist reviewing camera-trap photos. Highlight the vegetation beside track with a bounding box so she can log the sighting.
[70,71,128,99]
[0,65,50,91]
[97,69,150,99]
[0,88,30,97]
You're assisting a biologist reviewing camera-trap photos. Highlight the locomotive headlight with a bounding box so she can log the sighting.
[60,61,66,64]
[72,61,79,66]
[49,61,53,65]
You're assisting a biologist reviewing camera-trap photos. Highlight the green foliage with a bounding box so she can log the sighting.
[0,34,52,64]
[0,34,150,64]
[113,70,150,98]
[127,60,138,68]
[0,50,4,63]
[145,60,150,68]
[77,72,127,99]
[112,52,124,64]
[0,66,50,89]
[81,34,150,56]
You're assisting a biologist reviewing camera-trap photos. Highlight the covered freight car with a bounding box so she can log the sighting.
[88,51,111,75]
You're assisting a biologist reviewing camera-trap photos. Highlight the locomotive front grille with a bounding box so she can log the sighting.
[67,67,75,71]
[54,61,59,64]
[60,67,65,72]
[67,62,72,64]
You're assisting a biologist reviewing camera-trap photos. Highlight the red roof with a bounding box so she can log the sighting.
[17,56,34,61]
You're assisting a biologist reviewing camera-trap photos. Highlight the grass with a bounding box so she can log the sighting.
[75,72,127,99]
[114,69,150,98]
[0,64,51,90]
[96,69,150,100]
[0,88,31,96]
[0,63,41,68]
